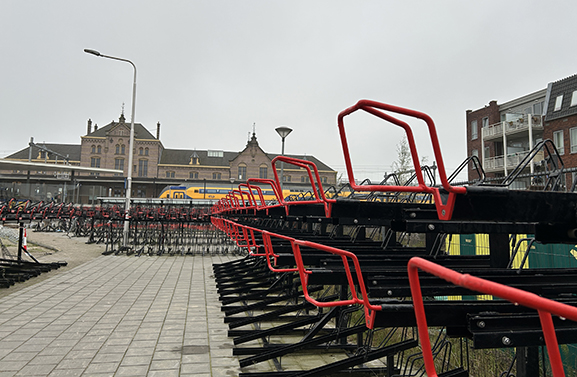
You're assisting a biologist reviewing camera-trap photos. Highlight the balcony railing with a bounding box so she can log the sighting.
[484,150,545,173]
[482,114,543,140]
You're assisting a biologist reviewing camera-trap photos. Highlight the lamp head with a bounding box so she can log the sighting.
[275,126,293,139]
[84,49,102,57]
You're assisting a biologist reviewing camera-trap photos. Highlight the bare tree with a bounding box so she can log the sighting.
[392,136,428,185]
[391,136,412,185]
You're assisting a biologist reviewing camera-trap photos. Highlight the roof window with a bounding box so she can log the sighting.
[207,150,223,157]
[571,91,577,107]
[554,95,563,111]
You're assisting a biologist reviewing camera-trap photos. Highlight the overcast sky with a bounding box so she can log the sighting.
[2,1,576,183]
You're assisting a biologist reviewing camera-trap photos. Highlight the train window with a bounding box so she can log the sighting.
[194,189,199,193]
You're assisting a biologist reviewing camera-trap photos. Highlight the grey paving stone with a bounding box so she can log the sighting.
[47,369,84,377]
[115,365,149,376]
[0,254,243,376]
[119,355,152,366]
[181,363,211,374]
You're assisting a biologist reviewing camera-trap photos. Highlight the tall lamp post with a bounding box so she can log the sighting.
[84,48,137,249]
[275,126,292,192]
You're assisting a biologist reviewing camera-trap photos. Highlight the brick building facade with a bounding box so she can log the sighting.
[2,114,337,203]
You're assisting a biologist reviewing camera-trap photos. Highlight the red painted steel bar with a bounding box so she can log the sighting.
[271,156,334,217]
[337,100,466,220]
[291,239,382,329]
[407,256,577,377]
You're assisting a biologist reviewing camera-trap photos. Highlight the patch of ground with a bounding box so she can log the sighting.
[0,226,108,299]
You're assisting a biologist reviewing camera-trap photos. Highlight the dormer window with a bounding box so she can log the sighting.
[190,152,200,165]
[571,91,577,107]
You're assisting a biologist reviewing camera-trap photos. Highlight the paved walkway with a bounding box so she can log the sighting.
[0,255,242,377]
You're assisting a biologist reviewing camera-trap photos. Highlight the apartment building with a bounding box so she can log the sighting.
[465,75,577,190]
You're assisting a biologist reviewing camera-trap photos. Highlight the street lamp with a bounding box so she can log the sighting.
[275,126,292,191]
[84,48,137,250]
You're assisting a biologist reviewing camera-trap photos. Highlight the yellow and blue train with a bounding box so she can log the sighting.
[158,185,297,201]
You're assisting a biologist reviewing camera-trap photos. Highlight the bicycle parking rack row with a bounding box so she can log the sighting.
[0,199,227,256]
[210,100,577,376]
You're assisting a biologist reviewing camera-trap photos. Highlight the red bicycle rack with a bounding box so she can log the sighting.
[337,99,466,220]
[408,256,577,377]
[271,156,334,217]
[291,239,382,329]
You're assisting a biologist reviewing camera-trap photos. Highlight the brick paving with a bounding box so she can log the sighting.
[0,255,242,377]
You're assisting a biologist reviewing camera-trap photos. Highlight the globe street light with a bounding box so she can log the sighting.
[275,126,292,192]
[84,48,137,250]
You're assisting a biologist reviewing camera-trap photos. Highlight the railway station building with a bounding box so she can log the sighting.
[0,114,337,203]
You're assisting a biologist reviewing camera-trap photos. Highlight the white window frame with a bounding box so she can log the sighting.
[571,128,577,153]
[571,91,577,107]
[553,130,564,155]
[554,95,564,111]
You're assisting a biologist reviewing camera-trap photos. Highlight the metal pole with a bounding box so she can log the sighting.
[280,137,285,191]
[84,49,137,249]
[275,126,292,193]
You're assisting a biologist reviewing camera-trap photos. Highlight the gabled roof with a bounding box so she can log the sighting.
[545,74,577,122]
[5,143,81,162]
[86,115,157,140]
[265,153,333,171]
[158,147,335,172]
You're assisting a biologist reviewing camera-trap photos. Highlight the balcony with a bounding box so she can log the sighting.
[482,115,543,141]
[483,150,544,173]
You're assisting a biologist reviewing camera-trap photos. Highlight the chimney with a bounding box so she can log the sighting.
[94,124,98,132]
[87,119,92,134]
[156,122,161,139]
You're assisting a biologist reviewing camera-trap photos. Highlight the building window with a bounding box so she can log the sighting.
[553,130,564,155]
[115,144,120,154]
[90,157,101,168]
[282,175,291,182]
[482,117,489,128]
[533,101,544,115]
[571,91,577,107]
[166,171,175,178]
[212,172,221,180]
[139,147,143,155]
[238,165,247,180]
[138,159,148,177]
[554,95,563,111]
[259,166,267,179]
[301,176,310,183]
[322,177,327,184]
[471,149,478,158]
[145,147,149,156]
[97,145,101,154]
[121,144,125,155]
[189,172,198,179]
[471,120,478,140]
[207,150,224,157]
[571,128,577,153]
[91,145,96,154]
[114,158,124,170]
